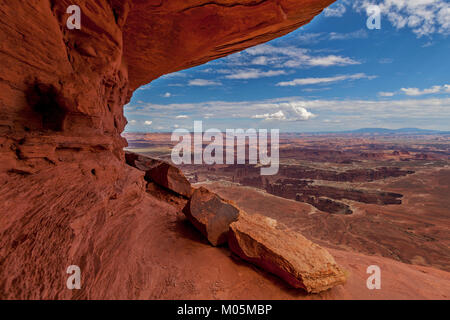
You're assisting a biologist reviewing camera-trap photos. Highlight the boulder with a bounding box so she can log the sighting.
[125,151,192,197]
[183,187,240,246]
[228,212,347,293]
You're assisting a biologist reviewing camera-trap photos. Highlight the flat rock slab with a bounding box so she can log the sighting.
[183,187,240,246]
[228,212,347,293]
[125,151,192,197]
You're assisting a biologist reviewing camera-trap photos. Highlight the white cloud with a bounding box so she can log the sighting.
[252,103,316,121]
[297,32,324,44]
[297,30,368,43]
[162,92,171,98]
[168,83,184,87]
[324,3,347,17]
[283,103,316,121]
[175,115,189,119]
[144,120,153,125]
[379,84,450,97]
[188,79,222,86]
[253,110,286,121]
[329,29,368,40]
[251,56,269,65]
[125,97,450,132]
[401,85,445,96]
[225,44,360,69]
[307,55,360,67]
[224,69,287,79]
[276,73,375,86]
[302,87,331,93]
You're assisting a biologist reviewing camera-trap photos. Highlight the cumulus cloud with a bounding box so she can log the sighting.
[252,110,286,121]
[144,120,153,125]
[162,92,171,98]
[188,79,222,86]
[283,103,316,121]
[277,73,376,86]
[252,103,316,121]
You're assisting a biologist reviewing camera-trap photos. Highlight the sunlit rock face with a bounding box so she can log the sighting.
[0,0,336,299]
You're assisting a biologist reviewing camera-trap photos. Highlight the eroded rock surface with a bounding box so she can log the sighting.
[228,212,347,293]
[123,0,337,89]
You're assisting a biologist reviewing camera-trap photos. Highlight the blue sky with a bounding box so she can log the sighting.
[125,0,450,132]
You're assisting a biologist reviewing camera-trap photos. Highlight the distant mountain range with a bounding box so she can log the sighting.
[335,128,450,135]
[126,128,450,135]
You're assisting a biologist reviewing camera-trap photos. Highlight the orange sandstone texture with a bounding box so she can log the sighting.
[123,0,338,89]
[228,212,347,293]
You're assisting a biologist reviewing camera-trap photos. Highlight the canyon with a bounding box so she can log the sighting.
[1,0,449,300]
[126,132,450,274]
